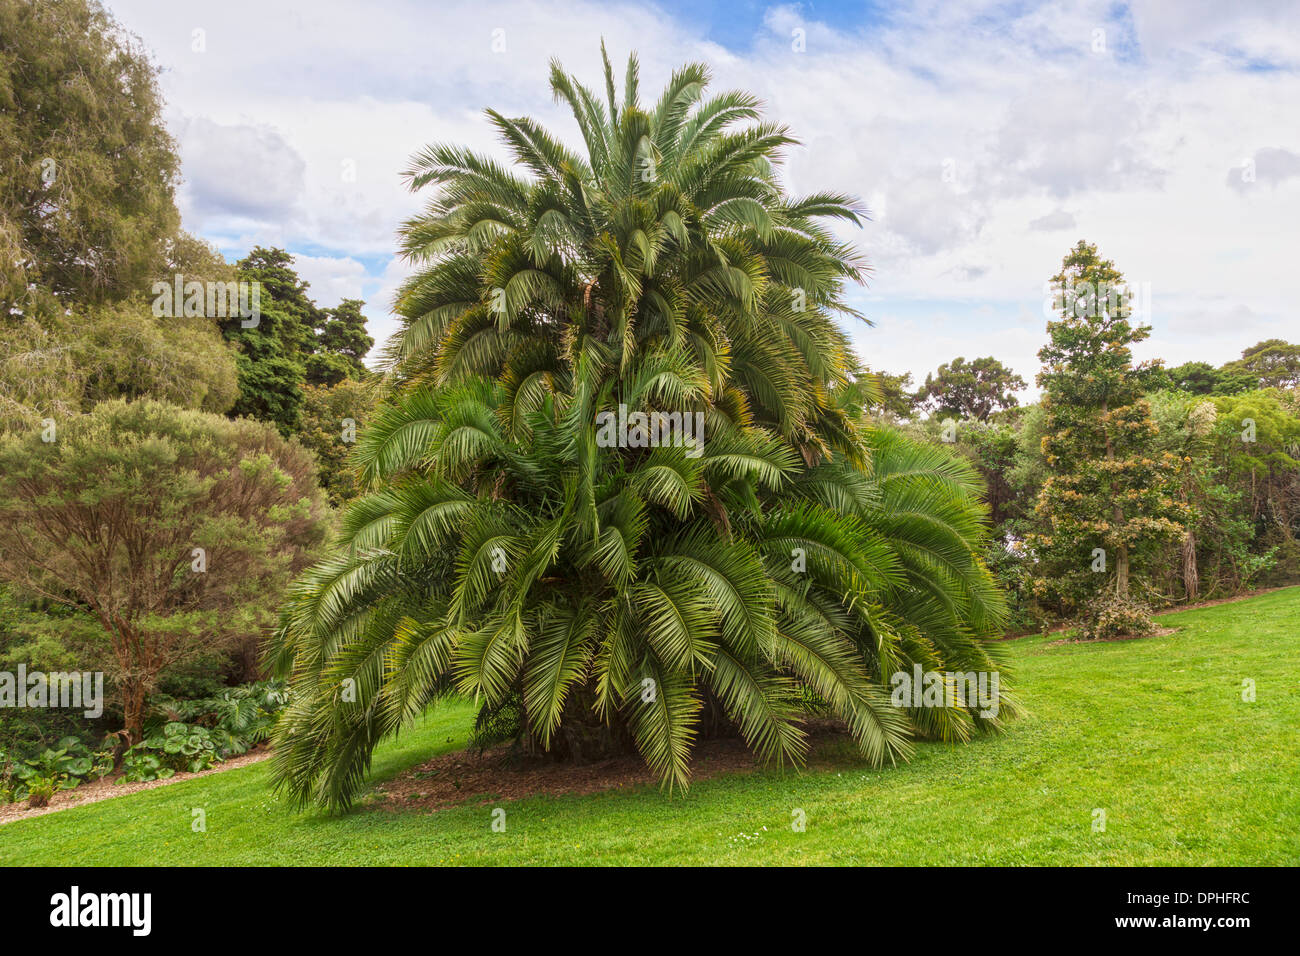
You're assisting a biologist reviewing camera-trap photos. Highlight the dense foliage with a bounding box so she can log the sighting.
[0,0,179,306]
[224,247,375,437]
[0,679,289,802]
[1,1,1294,818]
[914,356,1026,422]
[0,1,375,768]
[0,400,329,741]
[1027,242,1189,635]
[269,50,1012,809]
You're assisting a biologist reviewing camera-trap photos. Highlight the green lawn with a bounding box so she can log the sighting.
[3,588,1298,866]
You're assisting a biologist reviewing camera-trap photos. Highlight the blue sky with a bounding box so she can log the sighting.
[655,0,895,49]
[104,0,1300,395]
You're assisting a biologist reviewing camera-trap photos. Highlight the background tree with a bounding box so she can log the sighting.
[1144,393,1218,601]
[1222,339,1300,390]
[307,298,374,386]
[945,418,1024,527]
[224,250,374,434]
[1142,360,1226,395]
[0,0,180,307]
[296,378,378,507]
[0,291,240,433]
[231,248,317,353]
[1210,388,1300,582]
[1028,241,1188,636]
[0,400,329,741]
[866,369,918,420]
[224,248,316,435]
[915,355,1026,421]
[0,2,241,433]
[1163,360,1251,396]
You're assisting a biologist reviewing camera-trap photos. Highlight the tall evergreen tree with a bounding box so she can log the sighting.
[1028,241,1188,636]
[225,248,318,435]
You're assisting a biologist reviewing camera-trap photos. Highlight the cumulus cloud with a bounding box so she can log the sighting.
[176,118,306,227]
[290,254,370,309]
[1029,209,1077,231]
[1227,147,1300,191]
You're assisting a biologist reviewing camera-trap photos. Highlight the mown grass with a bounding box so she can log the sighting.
[2,588,1297,865]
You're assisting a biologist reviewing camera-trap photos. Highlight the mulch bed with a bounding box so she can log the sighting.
[1045,624,1178,646]
[369,723,860,813]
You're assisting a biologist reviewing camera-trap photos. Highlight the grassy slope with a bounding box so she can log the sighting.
[2,588,1297,866]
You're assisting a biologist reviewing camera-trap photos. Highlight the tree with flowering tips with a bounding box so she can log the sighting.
[1028,241,1189,638]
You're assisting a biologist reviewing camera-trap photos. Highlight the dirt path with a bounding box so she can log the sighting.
[0,747,272,826]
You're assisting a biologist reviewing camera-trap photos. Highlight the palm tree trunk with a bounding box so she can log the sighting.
[553,686,636,763]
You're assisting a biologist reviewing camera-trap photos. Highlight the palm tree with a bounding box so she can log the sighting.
[269,47,1013,810]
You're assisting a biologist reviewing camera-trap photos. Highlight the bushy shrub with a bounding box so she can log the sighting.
[113,680,291,783]
[984,538,1048,633]
[0,748,16,803]
[0,401,329,743]
[1078,594,1158,641]
[24,775,56,808]
[14,738,91,785]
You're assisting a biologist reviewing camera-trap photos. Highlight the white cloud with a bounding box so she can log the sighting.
[290,254,369,309]
[1029,209,1077,231]
[177,117,306,228]
[103,0,1300,385]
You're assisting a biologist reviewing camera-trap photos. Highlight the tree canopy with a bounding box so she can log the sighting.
[915,355,1026,422]
[0,0,180,306]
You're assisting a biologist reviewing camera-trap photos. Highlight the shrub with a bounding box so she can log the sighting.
[24,774,57,808]
[151,679,289,756]
[984,538,1048,633]
[12,736,95,791]
[0,748,15,803]
[138,722,219,775]
[117,750,171,784]
[1078,594,1158,641]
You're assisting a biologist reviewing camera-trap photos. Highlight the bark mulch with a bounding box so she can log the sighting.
[368,724,862,813]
